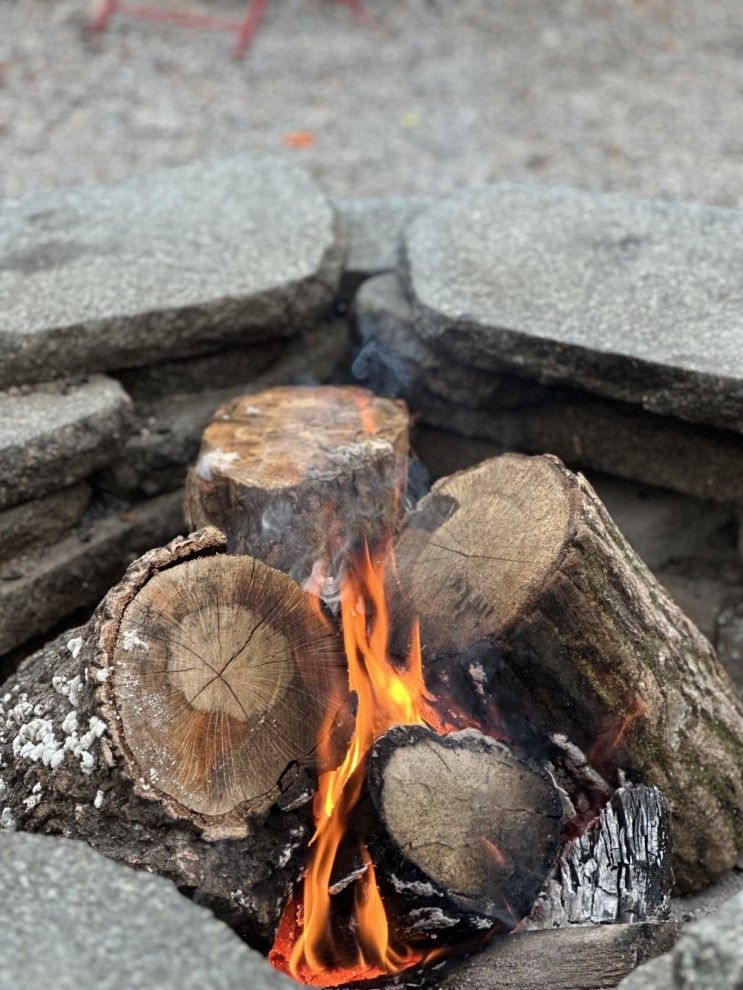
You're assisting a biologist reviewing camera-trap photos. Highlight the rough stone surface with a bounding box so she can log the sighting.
[353,274,743,504]
[0,154,342,388]
[95,322,350,498]
[0,377,133,510]
[0,490,184,656]
[113,341,283,401]
[656,559,743,644]
[618,891,743,989]
[0,483,91,563]
[0,832,291,990]
[404,183,743,433]
[335,195,430,293]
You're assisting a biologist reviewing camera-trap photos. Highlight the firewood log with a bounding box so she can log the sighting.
[390,453,743,892]
[364,725,563,938]
[185,385,410,587]
[0,528,349,948]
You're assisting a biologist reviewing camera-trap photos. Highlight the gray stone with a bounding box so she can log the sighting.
[655,562,743,643]
[335,195,430,293]
[0,832,291,990]
[95,321,350,498]
[589,476,732,571]
[618,891,743,989]
[0,490,184,656]
[671,869,743,925]
[0,483,91,563]
[0,154,343,387]
[113,340,283,401]
[0,376,133,510]
[353,275,743,504]
[716,602,743,695]
[404,183,743,433]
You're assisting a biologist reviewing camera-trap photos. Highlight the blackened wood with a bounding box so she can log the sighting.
[391,453,743,892]
[529,785,673,928]
[185,385,410,588]
[366,725,562,938]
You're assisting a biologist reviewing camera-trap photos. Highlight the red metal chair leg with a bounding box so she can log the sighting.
[232,0,270,58]
[89,0,120,32]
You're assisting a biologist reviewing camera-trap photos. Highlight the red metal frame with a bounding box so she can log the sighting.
[90,0,367,58]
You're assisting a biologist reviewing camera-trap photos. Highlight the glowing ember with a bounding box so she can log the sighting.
[269,543,445,985]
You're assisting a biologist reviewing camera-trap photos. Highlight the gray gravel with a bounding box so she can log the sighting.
[0,0,742,206]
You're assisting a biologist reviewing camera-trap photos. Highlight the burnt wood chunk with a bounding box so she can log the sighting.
[391,453,743,892]
[367,725,562,936]
[530,785,674,928]
[185,385,410,586]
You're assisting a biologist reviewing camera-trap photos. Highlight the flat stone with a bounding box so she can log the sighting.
[619,891,743,989]
[404,183,743,433]
[654,561,743,643]
[0,832,291,990]
[95,321,350,498]
[114,341,283,401]
[0,490,184,656]
[0,483,90,563]
[334,195,430,294]
[0,154,342,388]
[0,376,133,510]
[353,275,743,504]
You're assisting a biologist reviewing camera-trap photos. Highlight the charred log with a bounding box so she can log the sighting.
[0,528,349,948]
[365,725,563,939]
[529,785,674,929]
[391,453,743,891]
[185,385,410,587]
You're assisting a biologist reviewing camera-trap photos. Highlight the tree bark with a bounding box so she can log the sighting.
[185,384,410,589]
[0,528,350,950]
[365,725,563,939]
[390,453,743,892]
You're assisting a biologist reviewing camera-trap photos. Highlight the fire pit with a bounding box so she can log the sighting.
[4,381,739,989]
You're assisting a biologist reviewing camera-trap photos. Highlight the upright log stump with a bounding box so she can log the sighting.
[391,453,743,891]
[185,385,410,587]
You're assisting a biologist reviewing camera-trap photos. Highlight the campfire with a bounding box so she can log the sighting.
[4,382,742,990]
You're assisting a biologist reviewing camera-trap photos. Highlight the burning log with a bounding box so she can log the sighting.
[185,385,410,587]
[390,453,743,892]
[0,528,349,946]
[366,725,563,938]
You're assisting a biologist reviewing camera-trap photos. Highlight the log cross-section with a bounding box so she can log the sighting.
[95,527,348,838]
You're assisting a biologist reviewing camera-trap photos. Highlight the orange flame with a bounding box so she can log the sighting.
[269,543,443,985]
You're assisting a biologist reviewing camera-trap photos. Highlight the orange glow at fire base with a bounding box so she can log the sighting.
[269,544,444,986]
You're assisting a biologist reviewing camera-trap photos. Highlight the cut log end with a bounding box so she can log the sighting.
[368,725,563,933]
[94,529,348,835]
[185,385,411,585]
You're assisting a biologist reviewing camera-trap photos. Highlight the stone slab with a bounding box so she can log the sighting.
[404,183,743,433]
[0,376,133,510]
[715,602,743,695]
[0,490,184,656]
[619,891,743,989]
[95,321,350,498]
[0,154,343,387]
[334,194,430,294]
[0,483,91,563]
[114,340,282,401]
[0,832,291,990]
[354,274,743,504]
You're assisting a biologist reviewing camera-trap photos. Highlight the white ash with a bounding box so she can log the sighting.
[276,825,306,870]
[95,667,111,683]
[93,789,105,809]
[329,863,368,895]
[122,629,149,653]
[195,448,239,482]
[406,907,460,931]
[66,636,83,659]
[23,783,42,811]
[0,779,6,799]
[389,874,443,899]
[0,807,15,830]
[467,661,487,696]
[53,674,84,709]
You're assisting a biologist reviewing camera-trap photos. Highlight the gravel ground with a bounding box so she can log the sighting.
[1,0,742,205]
